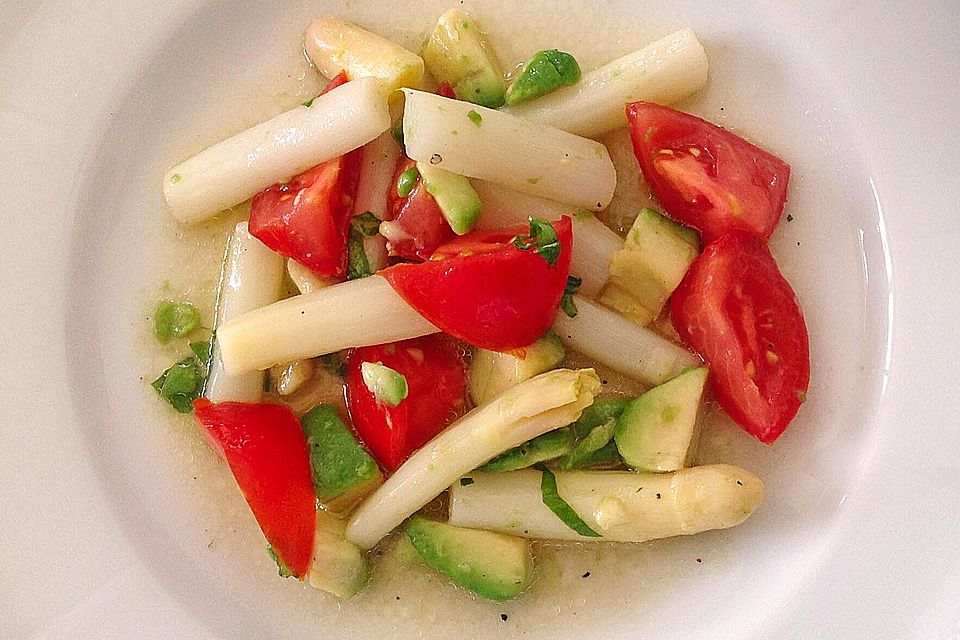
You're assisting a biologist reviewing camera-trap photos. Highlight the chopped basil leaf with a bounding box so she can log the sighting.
[537,465,600,537]
[391,121,405,150]
[459,477,475,486]
[467,109,483,126]
[189,339,212,364]
[318,352,347,377]
[560,275,582,318]
[396,167,419,198]
[154,300,201,343]
[351,211,381,237]
[266,546,294,578]
[347,230,372,280]
[512,217,561,267]
[151,356,205,413]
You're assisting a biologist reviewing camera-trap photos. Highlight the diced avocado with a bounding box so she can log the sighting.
[599,208,700,326]
[614,367,708,472]
[421,9,506,108]
[361,361,408,407]
[479,427,573,472]
[305,510,370,598]
[505,49,581,106]
[406,516,533,601]
[416,162,482,235]
[469,332,565,406]
[301,405,382,512]
[561,417,617,470]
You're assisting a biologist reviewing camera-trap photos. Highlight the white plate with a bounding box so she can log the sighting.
[2,1,958,638]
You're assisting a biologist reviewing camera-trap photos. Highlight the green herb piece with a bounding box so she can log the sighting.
[526,177,540,185]
[396,167,419,198]
[318,352,347,377]
[352,211,381,237]
[154,300,201,343]
[151,357,205,413]
[169,173,182,184]
[267,546,294,578]
[467,110,483,126]
[479,428,573,472]
[346,213,381,281]
[189,339,212,364]
[561,418,616,469]
[392,120,405,150]
[459,477,475,486]
[361,361,408,407]
[561,276,582,318]
[302,98,315,108]
[537,465,600,537]
[512,217,561,267]
[505,50,582,106]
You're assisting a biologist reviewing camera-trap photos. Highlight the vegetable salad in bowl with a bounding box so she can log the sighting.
[150,8,808,602]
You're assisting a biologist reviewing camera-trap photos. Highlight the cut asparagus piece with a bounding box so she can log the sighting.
[449,465,764,542]
[553,295,698,386]
[304,17,424,96]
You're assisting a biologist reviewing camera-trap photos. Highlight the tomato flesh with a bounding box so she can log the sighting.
[193,399,316,577]
[345,334,467,471]
[381,217,572,351]
[671,231,810,443]
[381,157,454,260]
[626,101,790,243]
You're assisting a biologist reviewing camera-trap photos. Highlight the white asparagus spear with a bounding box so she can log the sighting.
[216,275,437,376]
[553,295,698,386]
[345,369,602,549]
[449,465,763,542]
[286,259,340,294]
[353,130,403,221]
[503,28,708,138]
[402,89,616,211]
[472,181,623,297]
[205,223,285,403]
[163,77,390,224]
[304,17,424,96]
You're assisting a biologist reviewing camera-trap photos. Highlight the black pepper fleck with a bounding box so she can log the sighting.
[396,596,400,600]
[601,379,609,385]
[656,493,661,499]
[430,153,443,165]
[582,571,591,578]
[696,558,702,563]
[736,480,743,486]
[797,241,801,246]
[501,614,509,621]
[786,214,794,222]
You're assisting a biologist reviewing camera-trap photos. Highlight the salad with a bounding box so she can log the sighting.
[151,10,809,602]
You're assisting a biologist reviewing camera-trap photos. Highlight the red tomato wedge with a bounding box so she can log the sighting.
[437,81,458,99]
[248,151,362,278]
[381,217,572,350]
[626,101,790,243]
[381,157,454,260]
[671,231,810,443]
[248,72,360,277]
[193,399,316,577]
[345,335,467,471]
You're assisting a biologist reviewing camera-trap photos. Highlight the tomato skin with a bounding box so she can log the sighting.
[436,81,458,99]
[381,217,573,351]
[345,335,467,471]
[671,231,810,443]
[193,399,316,577]
[381,157,454,260]
[626,101,790,243]
[249,151,362,277]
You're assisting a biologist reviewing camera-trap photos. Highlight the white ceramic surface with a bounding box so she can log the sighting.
[1,1,958,638]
